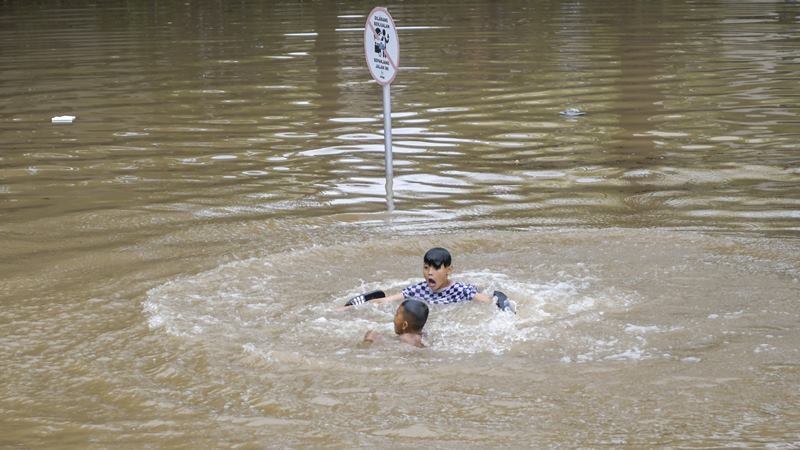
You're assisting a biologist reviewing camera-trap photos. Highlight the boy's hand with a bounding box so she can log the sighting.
[363,330,383,344]
[337,291,402,312]
[493,290,517,314]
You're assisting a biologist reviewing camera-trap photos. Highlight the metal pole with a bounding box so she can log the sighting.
[382,83,394,212]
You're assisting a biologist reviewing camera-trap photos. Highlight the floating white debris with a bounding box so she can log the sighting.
[51,115,76,124]
[559,108,585,117]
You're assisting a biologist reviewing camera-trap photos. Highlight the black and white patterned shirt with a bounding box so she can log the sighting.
[401,281,478,305]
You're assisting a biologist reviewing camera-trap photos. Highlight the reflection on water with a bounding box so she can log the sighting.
[1,0,799,448]
[2,0,798,232]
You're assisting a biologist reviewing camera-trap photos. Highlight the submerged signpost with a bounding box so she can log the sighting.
[364,7,399,211]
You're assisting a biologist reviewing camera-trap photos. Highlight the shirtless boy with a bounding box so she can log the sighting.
[362,298,429,348]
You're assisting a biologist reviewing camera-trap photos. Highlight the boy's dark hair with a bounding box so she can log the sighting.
[424,247,452,269]
[400,299,429,332]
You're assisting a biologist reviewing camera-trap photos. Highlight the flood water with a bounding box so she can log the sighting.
[2,0,799,447]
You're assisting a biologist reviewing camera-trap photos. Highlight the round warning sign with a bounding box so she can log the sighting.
[364,7,399,85]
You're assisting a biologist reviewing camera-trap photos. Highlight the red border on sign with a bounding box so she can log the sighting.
[364,6,399,85]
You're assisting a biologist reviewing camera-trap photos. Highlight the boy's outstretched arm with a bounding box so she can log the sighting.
[369,292,404,304]
[473,292,493,303]
[336,292,404,311]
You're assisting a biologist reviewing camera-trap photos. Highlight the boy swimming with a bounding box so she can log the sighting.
[342,247,516,313]
[362,298,429,348]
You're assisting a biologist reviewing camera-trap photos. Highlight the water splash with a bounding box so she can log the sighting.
[143,250,639,358]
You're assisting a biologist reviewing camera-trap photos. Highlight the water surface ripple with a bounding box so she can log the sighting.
[1,1,799,448]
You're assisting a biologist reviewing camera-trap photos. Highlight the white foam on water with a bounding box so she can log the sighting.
[624,324,662,334]
[143,259,282,339]
[604,346,647,361]
[143,250,642,360]
[308,269,633,355]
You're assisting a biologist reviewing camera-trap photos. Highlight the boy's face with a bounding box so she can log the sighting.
[423,263,452,292]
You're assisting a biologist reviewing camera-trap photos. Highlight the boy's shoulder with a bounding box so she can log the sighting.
[398,332,425,348]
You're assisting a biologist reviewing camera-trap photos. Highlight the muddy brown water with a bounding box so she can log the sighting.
[2,1,799,448]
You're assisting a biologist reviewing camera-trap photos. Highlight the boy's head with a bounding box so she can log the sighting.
[424,247,452,269]
[394,299,429,335]
[423,247,453,291]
